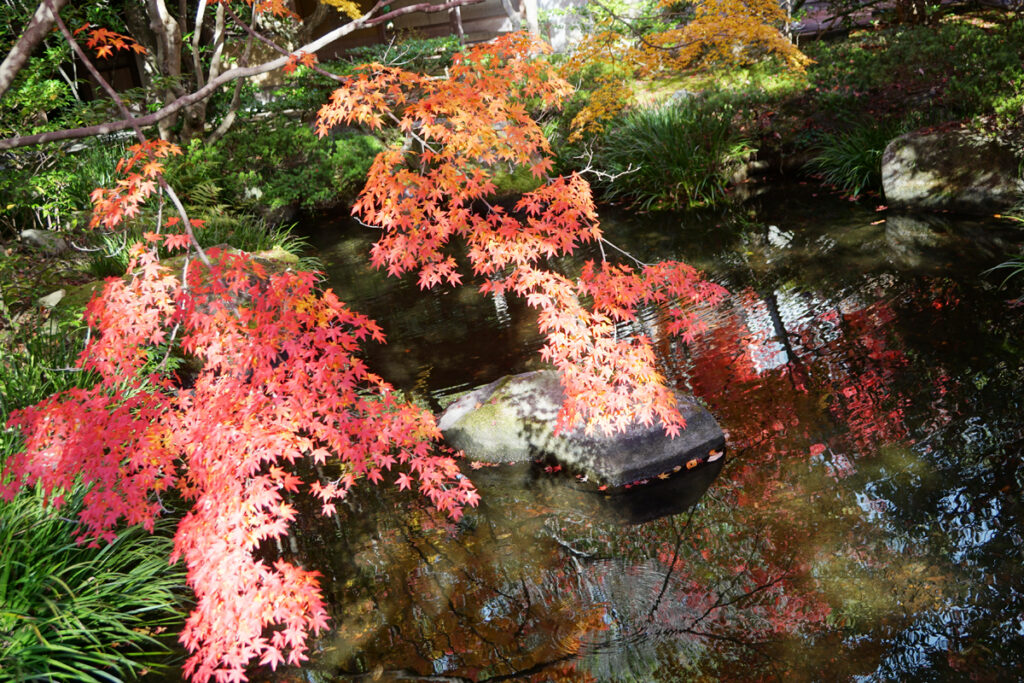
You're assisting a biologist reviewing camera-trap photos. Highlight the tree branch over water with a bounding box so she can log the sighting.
[0,0,484,151]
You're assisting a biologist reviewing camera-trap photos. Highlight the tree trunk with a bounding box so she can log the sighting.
[522,0,539,36]
[146,0,185,140]
[499,0,521,31]
[450,5,465,43]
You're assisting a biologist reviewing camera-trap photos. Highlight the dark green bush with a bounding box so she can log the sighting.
[169,123,385,212]
[344,35,461,75]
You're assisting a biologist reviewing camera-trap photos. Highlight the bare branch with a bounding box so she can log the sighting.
[0,0,485,151]
[43,0,209,267]
[0,0,70,99]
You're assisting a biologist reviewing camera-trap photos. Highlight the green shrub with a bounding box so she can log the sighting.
[594,98,751,210]
[168,124,385,213]
[808,118,907,197]
[0,318,90,416]
[0,139,126,234]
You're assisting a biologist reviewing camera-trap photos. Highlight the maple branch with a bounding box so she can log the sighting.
[362,0,484,28]
[44,0,210,267]
[600,238,652,269]
[588,0,712,53]
[574,142,640,184]
[0,0,486,151]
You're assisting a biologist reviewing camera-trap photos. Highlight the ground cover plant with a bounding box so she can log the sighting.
[594,97,751,209]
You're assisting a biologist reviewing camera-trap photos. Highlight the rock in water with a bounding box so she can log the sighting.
[438,370,725,487]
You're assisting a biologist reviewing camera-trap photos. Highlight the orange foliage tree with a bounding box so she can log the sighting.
[2,5,726,683]
[559,0,811,139]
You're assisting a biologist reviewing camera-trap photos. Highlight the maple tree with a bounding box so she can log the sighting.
[0,0,483,149]
[2,4,730,682]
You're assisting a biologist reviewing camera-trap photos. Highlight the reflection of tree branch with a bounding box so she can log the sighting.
[393,517,519,671]
[513,577,532,641]
[476,652,580,682]
[647,510,694,621]
[331,670,474,682]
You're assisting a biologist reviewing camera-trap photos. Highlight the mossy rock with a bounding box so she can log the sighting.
[438,370,726,488]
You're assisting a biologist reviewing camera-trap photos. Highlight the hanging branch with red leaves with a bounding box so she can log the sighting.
[316,32,728,435]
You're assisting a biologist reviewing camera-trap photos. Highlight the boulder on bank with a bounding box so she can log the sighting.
[881,127,1024,215]
[20,229,68,254]
[438,370,725,488]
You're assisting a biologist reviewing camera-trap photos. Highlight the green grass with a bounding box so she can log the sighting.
[808,118,909,197]
[86,216,316,279]
[595,98,752,210]
[0,490,187,682]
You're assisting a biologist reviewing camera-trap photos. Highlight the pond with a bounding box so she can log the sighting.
[274,183,1024,681]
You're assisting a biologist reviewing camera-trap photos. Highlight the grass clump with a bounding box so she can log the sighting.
[0,319,188,682]
[808,118,908,197]
[0,493,187,682]
[595,98,751,210]
[85,215,315,279]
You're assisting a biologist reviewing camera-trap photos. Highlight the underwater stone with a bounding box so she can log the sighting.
[438,370,726,487]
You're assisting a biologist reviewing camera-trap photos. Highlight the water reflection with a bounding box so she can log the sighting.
[281,185,1024,681]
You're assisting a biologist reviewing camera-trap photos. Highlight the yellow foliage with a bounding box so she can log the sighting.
[320,0,363,21]
[561,0,810,139]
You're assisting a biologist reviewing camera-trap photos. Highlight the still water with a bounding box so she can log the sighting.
[275,184,1024,681]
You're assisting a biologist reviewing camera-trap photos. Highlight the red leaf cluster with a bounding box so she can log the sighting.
[74,22,147,59]
[2,248,474,682]
[89,139,181,229]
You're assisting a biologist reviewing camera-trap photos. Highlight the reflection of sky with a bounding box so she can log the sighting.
[737,292,788,373]
[722,284,849,375]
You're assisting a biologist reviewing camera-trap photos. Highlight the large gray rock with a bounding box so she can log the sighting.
[438,370,725,487]
[20,229,68,254]
[881,128,1024,215]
